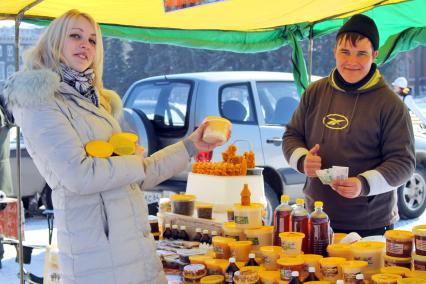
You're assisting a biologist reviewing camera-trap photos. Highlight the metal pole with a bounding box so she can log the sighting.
[308,24,314,84]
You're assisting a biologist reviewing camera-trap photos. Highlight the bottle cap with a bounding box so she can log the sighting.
[296,198,304,205]
[172,224,178,229]
[211,231,218,235]
[291,271,299,277]
[165,224,171,228]
[203,229,209,234]
[281,195,289,202]
[249,253,255,259]
[180,225,186,230]
[336,280,344,284]
[308,266,316,273]
[229,257,236,263]
[234,271,240,276]
[314,201,323,208]
[356,274,364,280]
[195,228,202,233]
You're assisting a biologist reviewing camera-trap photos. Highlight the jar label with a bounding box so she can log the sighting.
[247,237,259,245]
[386,239,412,257]
[414,260,426,271]
[214,246,224,255]
[234,216,249,224]
[416,236,426,255]
[321,265,339,278]
[280,268,292,280]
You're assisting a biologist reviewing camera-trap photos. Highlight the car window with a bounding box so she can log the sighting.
[125,80,191,134]
[220,83,256,124]
[256,81,300,125]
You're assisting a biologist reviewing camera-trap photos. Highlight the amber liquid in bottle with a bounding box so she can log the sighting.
[273,195,292,246]
[292,214,309,253]
[309,201,330,256]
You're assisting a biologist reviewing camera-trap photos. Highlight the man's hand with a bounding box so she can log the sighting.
[304,144,321,177]
[331,177,362,198]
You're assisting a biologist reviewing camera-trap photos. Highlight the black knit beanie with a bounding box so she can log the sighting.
[336,14,379,50]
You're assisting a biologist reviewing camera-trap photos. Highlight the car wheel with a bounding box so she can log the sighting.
[398,165,426,219]
[41,184,53,210]
[264,182,279,225]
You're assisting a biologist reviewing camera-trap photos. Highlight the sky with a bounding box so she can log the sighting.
[0,20,39,28]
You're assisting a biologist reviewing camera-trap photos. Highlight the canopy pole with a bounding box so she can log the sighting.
[308,24,314,84]
[13,2,45,284]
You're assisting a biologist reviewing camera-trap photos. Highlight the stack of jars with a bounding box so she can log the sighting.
[412,225,426,271]
[383,230,414,270]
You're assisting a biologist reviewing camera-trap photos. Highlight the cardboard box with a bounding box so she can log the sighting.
[0,198,25,240]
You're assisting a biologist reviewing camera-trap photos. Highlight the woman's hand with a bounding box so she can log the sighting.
[188,121,230,152]
[135,145,145,158]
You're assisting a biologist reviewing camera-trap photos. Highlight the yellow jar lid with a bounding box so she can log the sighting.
[228,240,253,247]
[327,243,351,251]
[189,255,213,264]
[240,266,265,273]
[170,194,196,201]
[196,203,213,208]
[281,195,289,202]
[279,232,305,239]
[200,275,225,284]
[212,236,236,244]
[351,241,385,250]
[227,208,234,212]
[260,245,283,254]
[223,222,237,228]
[277,257,304,266]
[383,254,412,261]
[109,133,137,156]
[259,270,280,281]
[304,282,332,284]
[397,278,426,284]
[85,140,114,158]
[406,271,426,279]
[372,274,403,282]
[245,226,274,234]
[233,203,264,210]
[301,254,324,262]
[385,230,414,240]
[205,116,231,124]
[333,233,348,240]
[413,253,426,261]
[413,225,426,237]
[205,259,228,267]
[340,260,368,269]
[110,132,138,143]
[380,266,411,276]
[319,257,347,265]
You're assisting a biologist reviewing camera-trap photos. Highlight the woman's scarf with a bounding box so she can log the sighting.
[60,63,100,107]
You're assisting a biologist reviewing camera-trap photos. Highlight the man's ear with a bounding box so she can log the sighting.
[372,50,378,60]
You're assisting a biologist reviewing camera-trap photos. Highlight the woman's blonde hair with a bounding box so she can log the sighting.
[24,9,116,112]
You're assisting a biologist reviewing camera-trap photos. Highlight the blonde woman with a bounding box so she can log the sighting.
[2,10,223,284]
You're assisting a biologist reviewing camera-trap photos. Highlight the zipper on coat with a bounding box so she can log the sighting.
[100,194,109,239]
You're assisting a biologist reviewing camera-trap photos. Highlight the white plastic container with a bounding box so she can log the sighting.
[186,173,266,212]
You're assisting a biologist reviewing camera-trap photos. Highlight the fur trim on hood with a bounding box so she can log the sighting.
[2,69,123,118]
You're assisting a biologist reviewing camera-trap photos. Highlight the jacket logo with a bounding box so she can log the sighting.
[323,114,349,130]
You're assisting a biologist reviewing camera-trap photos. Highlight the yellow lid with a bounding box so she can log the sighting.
[170,194,196,201]
[385,230,414,240]
[233,269,259,283]
[319,257,347,265]
[200,275,225,284]
[413,225,426,237]
[279,232,305,239]
[301,254,324,262]
[406,271,426,279]
[277,257,304,266]
[333,233,348,243]
[281,195,289,202]
[314,201,323,208]
[245,226,274,235]
[205,258,228,267]
[189,255,213,264]
[110,132,138,143]
[260,246,283,254]
[383,254,412,262]
[351,241,385,251]
[327,243,351,251]
[398,278,426,284]
[205,116,231,125]
[371,274,402,283]
[85,140,114,158]
[413,253,426,261]
[259,270,280,281]
[228,240,252,248]
[304,282,332,284]
[240,266,265,273]
[380,266,411,276]
[109,133,136,156]
[296,198,305,205]
[212,236,236,244]
[196,203,214,208]
[340,260,368,269]
[227,208,234,212]
[233,202,264,210]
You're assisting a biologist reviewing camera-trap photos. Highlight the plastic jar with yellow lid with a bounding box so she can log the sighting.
[244,226,273,253]
[205,259,228,275]
[212,236,236,259]
[277,256,305,281]
[385,230,414,258]
[371,273,402,284]
[414,253,426,271]
[340,260,368,284]
[85,140,114,158]
[279,232,305,256]
[327,243,352,259]
[196,203,214,219]
[229,241,253,262]
[189,254,214,265]
[240,266,265,274]
[380,266,411,277]
[170,194,196,216]
[384,254,412,269]
[109,132,138,156]
[319,257,346,282]
[301,254,323,277]
[260,246,283,271]
[333,233,348,244]
[406,271,426,279]
[202,116,231,144]
[413,225,426,256]
[397,278,426,284]
[200,275,225,284]
[183,264,207,283]
[351,241,385,271]
[223,222,245,241]
[258,270,280,284]
[233,203,263,229]
[233,270,259,284]
[304,282,331,284]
